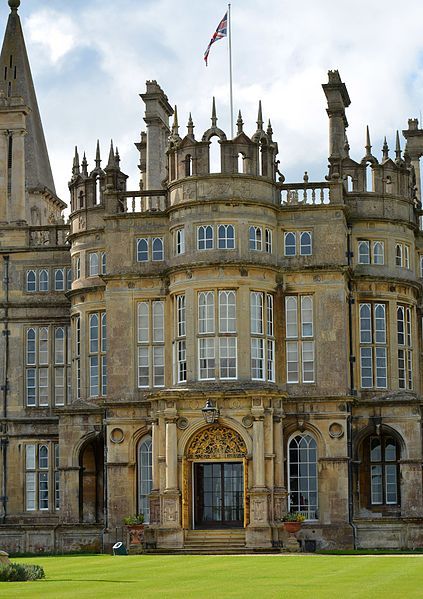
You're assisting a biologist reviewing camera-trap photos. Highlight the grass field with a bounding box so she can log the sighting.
[1,554,422,598]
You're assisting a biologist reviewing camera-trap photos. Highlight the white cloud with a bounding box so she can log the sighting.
[26,9,79,64]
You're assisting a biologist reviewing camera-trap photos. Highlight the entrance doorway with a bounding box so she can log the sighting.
[194,462,244,529]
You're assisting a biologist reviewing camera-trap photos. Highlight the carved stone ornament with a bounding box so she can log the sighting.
[186,425,247,460]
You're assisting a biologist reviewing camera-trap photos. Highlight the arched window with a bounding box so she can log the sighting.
[395,244,403,267]
[300,232,312,256]
[361,434,400,508]
[39,270,49,292]
[249,226,262,251]
[237,153,244,174]
[197,225,214,250]
[137,238,148,262]
[218,224,235,249]
[152,237,164,261]
[54,269,64,291]
[365,162,373,192]
[373,241,384,265]
[358,241,370,264]
[138,435,152,523]
[27,270,36,292]
[198,291,215,334]
[209,137,221,173]
[89,252,99,276]
[288,433,318,520]
[219,290,236,333]
[284,232,296,256]
[185,154,192,177]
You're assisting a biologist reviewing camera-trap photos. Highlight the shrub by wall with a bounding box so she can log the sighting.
[0,562,45,582]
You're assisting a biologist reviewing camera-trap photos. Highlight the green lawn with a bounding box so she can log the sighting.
[1,554,422,598]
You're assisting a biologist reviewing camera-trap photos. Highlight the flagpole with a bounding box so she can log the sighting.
[228,3,234,138]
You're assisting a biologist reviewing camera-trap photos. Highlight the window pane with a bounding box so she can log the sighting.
[358,240,370,264]
[138,347,149,387]
[138,303,149,343]
[219,337,237,379]
[89,314,99,353]
[300,232,312,255]
[39,270,49,291]
[359,304,371,343]
[153,301,164,342]
[54,268,65,291]
[286,297,298,338]
[199,338,215,380]
[153,346,164,387]
[198,292,215,334]
[250,292,263,335]
[373,241,384,265]
[285,232,296,256]
[251,338,264,380]
[152,237,164,261]
[219,291,236,333]
[301,296,313,337]
[89,253,99,276]
[137,238,148,261]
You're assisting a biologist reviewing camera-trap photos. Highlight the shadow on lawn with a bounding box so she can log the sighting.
[45,579,138,584]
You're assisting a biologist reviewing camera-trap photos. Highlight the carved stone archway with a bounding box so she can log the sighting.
[186,425,247,460]
[182,425,248,530]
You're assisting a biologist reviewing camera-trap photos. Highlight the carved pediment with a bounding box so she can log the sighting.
[186,425,247,460]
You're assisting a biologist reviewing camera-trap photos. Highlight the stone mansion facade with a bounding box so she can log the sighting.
[0,1,422,552]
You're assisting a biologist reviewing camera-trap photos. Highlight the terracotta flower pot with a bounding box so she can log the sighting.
[284,521,301,534]
[127,524,145,545]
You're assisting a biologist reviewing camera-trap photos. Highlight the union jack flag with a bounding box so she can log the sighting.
[204,12,228,66]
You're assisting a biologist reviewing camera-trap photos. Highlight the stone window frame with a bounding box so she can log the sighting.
[285,295,315,384]
[138,435,152,523]
[397,304,413,390]
[357,239,385,265]
[283,230,313,257]
[137,300,165,389]
[25,324,71,407]
[88,312,107,397]
[287,432,318,521]
[395,242,411,269]
[175,294,187,383]
[358,302,387,389]
[175,227,185,256]
[197,289,238,381]
[24,441,59,513]
[250,291,275,382]
[25,268,71,293]
[136,237,164,262]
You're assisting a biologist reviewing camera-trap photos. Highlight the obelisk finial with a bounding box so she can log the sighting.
[9,0,21,12]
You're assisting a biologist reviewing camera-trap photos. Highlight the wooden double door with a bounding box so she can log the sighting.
[194,462,244,529]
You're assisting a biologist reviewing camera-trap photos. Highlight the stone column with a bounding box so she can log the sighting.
[148,419,161,526]
[246,399,271,548]
[253,416,265,488]
[165,418,177,491]
[273,414,288,521]
[10,129,26,223]
[160,405,182,546]
[0,131,8,222]
[151,419,160,491]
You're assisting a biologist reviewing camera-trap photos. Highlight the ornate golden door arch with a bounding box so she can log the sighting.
[182,425,248,529]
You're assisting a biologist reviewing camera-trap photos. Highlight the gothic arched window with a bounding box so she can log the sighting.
[138,435,152,523]
[288,433,318,520]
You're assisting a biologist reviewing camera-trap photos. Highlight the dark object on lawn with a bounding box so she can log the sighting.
[112,542,128,555]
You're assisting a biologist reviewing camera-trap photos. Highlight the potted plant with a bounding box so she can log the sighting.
[282,512,305,534]
[123,514,145,544]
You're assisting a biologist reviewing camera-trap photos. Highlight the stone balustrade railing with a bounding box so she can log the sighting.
[118,190,168,213]
[279,181,331,206]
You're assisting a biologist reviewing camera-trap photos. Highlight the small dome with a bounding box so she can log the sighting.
[9,0,20,10]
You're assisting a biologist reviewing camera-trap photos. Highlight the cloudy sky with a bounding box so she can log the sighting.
[2,0,423,208]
